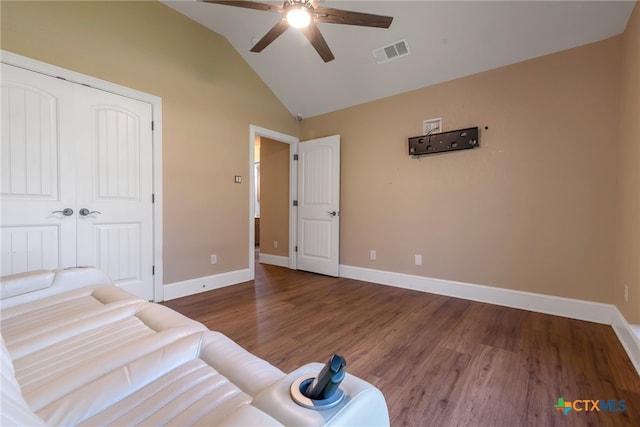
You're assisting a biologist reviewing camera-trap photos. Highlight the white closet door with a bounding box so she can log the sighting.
[74,90,154,300]
[1,64,154,300]
[1,64,77,274]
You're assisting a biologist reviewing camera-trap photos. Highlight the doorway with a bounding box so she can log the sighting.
[248,126,342,279]
[254,137,291,268]
[248,126,298,279]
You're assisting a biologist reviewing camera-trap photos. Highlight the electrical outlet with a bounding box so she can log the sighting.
[624,285,629,303]
[423,118,442,135]
[274,240,278,249]
[370,250,376,261]
[210,254,217,265]
[415,254,422,266]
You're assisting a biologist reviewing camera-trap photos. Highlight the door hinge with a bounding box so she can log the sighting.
[151,121,154,131]
[293,200,298,207]
[295,246,298,252]
[152,265,155,275]
[293,154,298,160]
[152,193,155,203]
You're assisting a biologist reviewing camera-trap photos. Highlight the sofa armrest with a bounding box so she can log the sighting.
[199,331,285,396]
[251,362,389,427]
[1,267,114,310]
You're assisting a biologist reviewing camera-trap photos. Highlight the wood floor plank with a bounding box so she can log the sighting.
[163,261,640,426]
[445,344,530,426]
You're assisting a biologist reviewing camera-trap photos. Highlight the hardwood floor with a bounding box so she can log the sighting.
[163,260,640,426]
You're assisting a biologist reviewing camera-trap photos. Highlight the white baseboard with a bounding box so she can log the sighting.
[339,264,640,375]
[163,269,251,301]
[340,265,612,323]
[611,311,640,375]
[258,253,289,268]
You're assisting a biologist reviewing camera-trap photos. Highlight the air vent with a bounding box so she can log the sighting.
[372,39,410,64]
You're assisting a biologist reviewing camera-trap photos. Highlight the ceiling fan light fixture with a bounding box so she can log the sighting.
[203,0,393,63]
[287,6,311,28]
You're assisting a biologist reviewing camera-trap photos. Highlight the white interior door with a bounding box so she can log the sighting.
[74,89,154,300]
[1,64,154,300]
[296,135,340,276]
[1,64,78,274]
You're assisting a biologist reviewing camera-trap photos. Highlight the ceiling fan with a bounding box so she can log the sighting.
[202,0,394,62]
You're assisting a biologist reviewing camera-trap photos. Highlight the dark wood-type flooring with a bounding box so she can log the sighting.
[163,259,640,426]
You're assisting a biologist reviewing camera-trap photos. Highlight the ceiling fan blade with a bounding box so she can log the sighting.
[202,1,283,13]
[301,22,335,63]
[313,7,393,28]
[251,19,290,52]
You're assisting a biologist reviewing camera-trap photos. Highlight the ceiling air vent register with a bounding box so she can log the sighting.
[372,39,410,64]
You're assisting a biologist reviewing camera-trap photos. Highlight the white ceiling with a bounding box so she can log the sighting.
[163,1,635,118]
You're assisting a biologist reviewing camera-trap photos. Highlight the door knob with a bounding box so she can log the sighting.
[327,211,337,217]
[79,208,102,216]
[52,208,74,216]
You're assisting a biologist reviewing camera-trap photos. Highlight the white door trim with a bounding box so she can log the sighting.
[1,50,164,301]
[248,125,298,279]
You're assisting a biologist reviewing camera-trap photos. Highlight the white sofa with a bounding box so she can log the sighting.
[1,268,389,426]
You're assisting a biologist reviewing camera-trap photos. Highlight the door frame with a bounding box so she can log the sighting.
[248,125,298,279]
[1,50,164,301]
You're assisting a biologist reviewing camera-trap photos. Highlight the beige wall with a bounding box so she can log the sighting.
[615,2,640,324]
[0,1,298,284]
[259,138,290,257]
[301,36,622,305]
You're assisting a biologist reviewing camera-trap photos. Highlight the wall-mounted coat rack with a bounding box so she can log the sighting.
[408,127,479,156]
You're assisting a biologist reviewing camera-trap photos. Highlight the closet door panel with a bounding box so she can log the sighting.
[75,91,153,300]
[0,64,76,275]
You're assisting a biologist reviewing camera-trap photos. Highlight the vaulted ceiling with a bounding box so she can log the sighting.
[164,1,635,118]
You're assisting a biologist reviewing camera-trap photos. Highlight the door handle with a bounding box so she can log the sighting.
[327,211,337,217]
[52,208,74,216]
[79,208,102,216]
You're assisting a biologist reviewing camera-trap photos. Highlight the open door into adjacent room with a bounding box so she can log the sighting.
[249,128,341,279]
[296,135,341,277]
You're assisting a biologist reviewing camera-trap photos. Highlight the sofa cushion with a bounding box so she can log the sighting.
[35,333,204,425]
[79,358,255,426]
[8,303,206,413]
[33,331,286,425]
[0,336,46,427]
[1,285,145,358]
